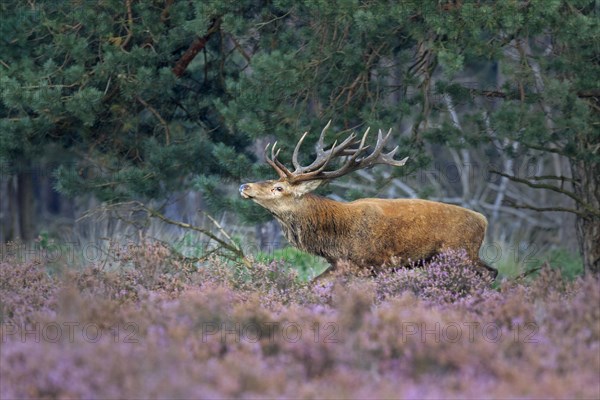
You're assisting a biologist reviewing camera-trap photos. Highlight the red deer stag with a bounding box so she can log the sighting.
[239,121,497,280]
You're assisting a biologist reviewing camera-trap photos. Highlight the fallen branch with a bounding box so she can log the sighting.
[78,201,251,267]
[131,201,251,267]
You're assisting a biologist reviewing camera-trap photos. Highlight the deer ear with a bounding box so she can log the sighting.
[293,180,322,196]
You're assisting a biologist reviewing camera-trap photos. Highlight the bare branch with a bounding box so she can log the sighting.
[530,174,578,184]
[228,33,251,64]
[103,201,251,266]
[454,83,598,107]
[490,169,600,218]
[504,199,588,218]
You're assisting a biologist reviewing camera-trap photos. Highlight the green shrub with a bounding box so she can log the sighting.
[538,248,584,280]
[256,246,329,282]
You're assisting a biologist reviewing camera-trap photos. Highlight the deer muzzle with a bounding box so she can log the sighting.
[239,183,251,198]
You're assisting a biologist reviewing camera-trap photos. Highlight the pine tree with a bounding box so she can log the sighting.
[0,0,265,237]
[0,0,261,201]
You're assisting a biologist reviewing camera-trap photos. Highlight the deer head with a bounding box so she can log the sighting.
[239,121,408,212]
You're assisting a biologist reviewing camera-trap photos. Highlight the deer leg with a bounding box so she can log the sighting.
[310,265,334,285]
[311,258,351,286]
[477,259,498,280]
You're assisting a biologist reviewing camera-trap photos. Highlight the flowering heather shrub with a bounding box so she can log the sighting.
[66,240,198,303]
[199,257,315,307]
[1,243,599,399]
[109,239,196,294]
[375,249,494,303]
[0,260,56,324]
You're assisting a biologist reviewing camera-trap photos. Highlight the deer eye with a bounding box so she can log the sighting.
[274,186,284,192]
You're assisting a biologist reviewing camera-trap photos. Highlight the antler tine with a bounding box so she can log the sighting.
[272,144,294,178]
[318,127,408,180]
[315,120,333,157]
[360,129,408,167]
[327,131,358,156]
[292,131,309,171]
[356,126,370,152]
[264,142,292,179]
[377,128,403,164]
[334,127,368,156]
[376,128,391,149]
[291,140,339,182]
[295,126,357,175]
[378,140,409,167]
[357,129,390,163]
[271,141,282,168]
[329,126,371,168]
[314,126,373,180]
[264,142,285,178]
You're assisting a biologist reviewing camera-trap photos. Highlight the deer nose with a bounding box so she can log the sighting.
[239,184,249,193]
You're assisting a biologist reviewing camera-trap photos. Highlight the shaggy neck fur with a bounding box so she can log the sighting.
[269,194,351,261]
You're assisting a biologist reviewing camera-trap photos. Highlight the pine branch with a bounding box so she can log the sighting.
[121,0,134,51]
[577,89,600,98]
[514,141,568,156]
[160,0,174,23]
[172,18,221,77]
[136,97,171,145]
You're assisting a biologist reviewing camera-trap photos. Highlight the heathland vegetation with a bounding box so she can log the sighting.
[1,247,599,398]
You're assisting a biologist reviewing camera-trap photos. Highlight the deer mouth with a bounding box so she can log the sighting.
[239,184,253,199]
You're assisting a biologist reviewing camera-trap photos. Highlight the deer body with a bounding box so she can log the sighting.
[241,185,489,271]
[240,122,496,279]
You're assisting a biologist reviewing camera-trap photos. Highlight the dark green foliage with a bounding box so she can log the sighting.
[0,0,257,203]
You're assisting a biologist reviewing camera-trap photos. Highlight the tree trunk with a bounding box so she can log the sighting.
[571,159,600,275]
[7,175,20,241]
[0,177,10,242]
[17,171,35,242]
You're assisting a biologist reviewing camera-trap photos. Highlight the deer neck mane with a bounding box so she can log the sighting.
[272,194,350,255]
[273,193,341,221]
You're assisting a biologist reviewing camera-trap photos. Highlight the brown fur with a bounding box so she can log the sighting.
[240,179,497,279]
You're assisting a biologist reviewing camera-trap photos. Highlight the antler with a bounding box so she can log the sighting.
[264,121,408,183]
